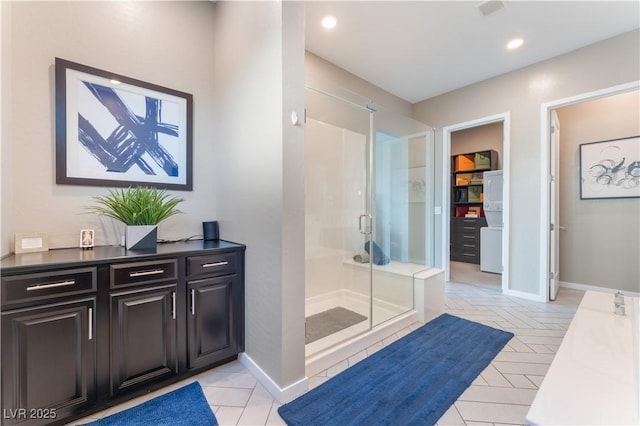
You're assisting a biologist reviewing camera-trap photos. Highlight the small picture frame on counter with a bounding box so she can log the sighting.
[80,229,95,249]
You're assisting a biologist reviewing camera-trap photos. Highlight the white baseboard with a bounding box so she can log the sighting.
[238,353,308,404]
[503,288,546,302]
[560,281,640,297]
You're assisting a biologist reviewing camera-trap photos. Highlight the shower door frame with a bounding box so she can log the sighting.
[304,85,435,353]
[304,85,375,353]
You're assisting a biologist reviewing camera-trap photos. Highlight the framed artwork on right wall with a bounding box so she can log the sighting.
[579,136,640,199]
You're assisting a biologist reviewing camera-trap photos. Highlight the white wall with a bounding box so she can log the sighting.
[213,1,306,392]
[413,29,640,298]
[305,119,366,299]
[556,91,640,292]
[1,1,218,254]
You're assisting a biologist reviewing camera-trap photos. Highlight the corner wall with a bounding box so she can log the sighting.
[412,29,640,298]
[213,1,306,395]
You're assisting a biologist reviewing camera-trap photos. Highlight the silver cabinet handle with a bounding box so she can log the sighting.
[463,244,475,248]
[129,269,164,278]
[463,236,474,239]
[190,289,195,315]
[88,307,93,340]
[463,226,475,230]
[27,280,75,291]
[172,292,176,320]
[202,261,228,268]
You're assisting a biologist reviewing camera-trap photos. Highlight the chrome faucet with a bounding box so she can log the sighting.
[614,292,626,316]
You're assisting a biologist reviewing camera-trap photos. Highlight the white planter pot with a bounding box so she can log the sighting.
[125,225,158,250]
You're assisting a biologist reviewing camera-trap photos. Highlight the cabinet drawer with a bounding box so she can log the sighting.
[452,218,483,230]
[452,227,479,239]
[451,247,479,262]
[110,259,177,289]
[452,237,479,250]
[1,267,96,308]
[187,252,237,278]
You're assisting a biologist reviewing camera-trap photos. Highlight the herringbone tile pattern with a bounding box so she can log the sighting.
[72,269,584,426]
[434,277,583,425]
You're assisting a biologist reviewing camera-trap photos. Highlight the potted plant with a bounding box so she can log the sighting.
[87,186,184,250]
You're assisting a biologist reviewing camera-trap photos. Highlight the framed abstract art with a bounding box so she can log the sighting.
[579,136,640,200]
[55,58,193,190]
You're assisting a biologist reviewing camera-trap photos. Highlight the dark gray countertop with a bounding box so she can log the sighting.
[1,240,246,274]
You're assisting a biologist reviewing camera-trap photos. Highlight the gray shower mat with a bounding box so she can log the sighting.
[305,306,368,344]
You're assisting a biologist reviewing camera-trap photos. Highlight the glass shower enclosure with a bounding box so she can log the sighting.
[304,85,434,357]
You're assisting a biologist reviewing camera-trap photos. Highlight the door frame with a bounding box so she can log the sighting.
[539,80,639,302]
[442,112,510,294]
[549,109,561,301]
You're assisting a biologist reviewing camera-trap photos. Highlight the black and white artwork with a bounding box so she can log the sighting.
[579,136,640,199]
[55,58,193,190]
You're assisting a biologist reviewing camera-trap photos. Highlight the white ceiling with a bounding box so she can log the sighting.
[305,1,640,103]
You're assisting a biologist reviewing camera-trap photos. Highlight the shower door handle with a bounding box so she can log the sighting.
[359,214,372,235]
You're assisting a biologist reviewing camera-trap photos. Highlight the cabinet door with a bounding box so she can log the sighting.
[1,299,96,426]
[110,285,177,396]
[187,276,238,370]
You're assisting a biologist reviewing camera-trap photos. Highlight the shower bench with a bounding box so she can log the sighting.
[343,259,444,323]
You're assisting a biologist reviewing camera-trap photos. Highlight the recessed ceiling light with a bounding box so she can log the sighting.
[507,38,524,50]
[322,15,337,29]
[110,79,121,85]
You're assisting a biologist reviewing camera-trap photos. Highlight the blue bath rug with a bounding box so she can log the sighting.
[81,382,217,426]
[278,313,513,426]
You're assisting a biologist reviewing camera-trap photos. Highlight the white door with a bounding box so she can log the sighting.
[549,110,561,300]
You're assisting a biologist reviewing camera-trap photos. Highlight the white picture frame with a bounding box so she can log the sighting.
[579,136,640,199]
[80,229,95,249]
[14,233,49,254]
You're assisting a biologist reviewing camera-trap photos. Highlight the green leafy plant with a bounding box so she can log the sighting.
[87,186,184,226]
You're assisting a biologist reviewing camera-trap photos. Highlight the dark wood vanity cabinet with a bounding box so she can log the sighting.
[108,259,179,396]
[186,251,244,370]
[187,276,238,369]
[110,284,177,396]
[1,240,245,426]
[0,267,97,426]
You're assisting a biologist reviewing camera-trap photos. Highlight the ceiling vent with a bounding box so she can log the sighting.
[476,0,505,17]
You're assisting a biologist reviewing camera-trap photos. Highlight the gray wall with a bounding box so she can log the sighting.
[213,1,306,391]
[306,52,412,117]
[1,1,218,254]
[556,91,640,292]
[1,3,10,257]
[413,29,640,298]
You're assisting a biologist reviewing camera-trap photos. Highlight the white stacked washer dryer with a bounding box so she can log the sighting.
[481,170,503,274]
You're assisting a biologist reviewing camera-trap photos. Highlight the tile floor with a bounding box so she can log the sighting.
[73,269,584,426]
